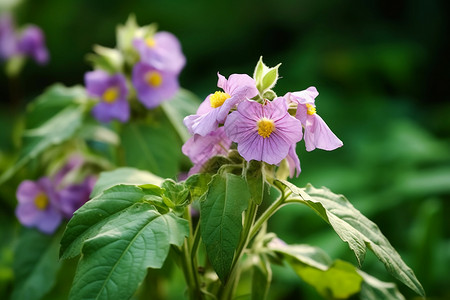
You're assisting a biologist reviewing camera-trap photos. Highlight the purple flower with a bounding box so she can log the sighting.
[286,87,343,152]
[58,176,96,218]
[18,25,49,64]
[85,70,130,123]
[182,127,232,175]
[133,31,185,75]
[184,73,258,136]
[15,177,62,234]
[132,62,179,109]
[224,97,302,165]
[0,13,18,60]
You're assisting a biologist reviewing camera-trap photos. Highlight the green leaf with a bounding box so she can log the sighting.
[253,56,266,83]
[185,173,212,202]
[251,255,272,300]
[11,228,63,300]
[91,167,164,198]
[60,184,163,259]
[69,206,188,300]
[244,160,265,205]
[277,180,425,296]
[200,173,250,282]
[0,104,85,184]
[358,270,406,300]
[120,117,182,178]
[161,88,202,142]
[261,64,280,92]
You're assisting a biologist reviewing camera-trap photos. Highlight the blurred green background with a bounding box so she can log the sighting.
[1,0,449,299]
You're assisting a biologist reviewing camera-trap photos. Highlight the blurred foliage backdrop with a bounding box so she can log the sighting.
[1,0,449,299]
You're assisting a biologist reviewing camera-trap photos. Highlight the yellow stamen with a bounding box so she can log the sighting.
[306,103,316,115]
[102,87,119,103]
[210,91,231,108]
[146,37,156,48]
[146,71,163,87]
[257,118,275,138]
[34,192,48,210]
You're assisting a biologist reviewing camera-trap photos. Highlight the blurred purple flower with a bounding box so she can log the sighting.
[133,31,185,75]
[132,62,179,109]
[85,70,130,123]
[18,25,49,64]
[0,13,18,60]
[285,87,343,152]
[58,176,96,218]
[182,127,232,175]
[224,97,302,165]
[15,177,62,234]
[184,73,258,136]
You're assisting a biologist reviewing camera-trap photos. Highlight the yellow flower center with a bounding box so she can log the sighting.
[257,118,275,138]
[34,192,48,210]
[146,37,156,48]
[210,91,231,108]
[306,103,316,115]
[146,71,163,87]
[102,87,119,103]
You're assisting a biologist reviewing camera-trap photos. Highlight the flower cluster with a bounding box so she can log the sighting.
[0,13,49,64]
[182,59,343,177]
[15,156,96,234]
[84,17,185,123]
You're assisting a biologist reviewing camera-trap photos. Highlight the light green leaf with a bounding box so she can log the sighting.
[253,56,267,83]
[60,184,163,259]
[358,270,406,300]
[120,117,182,178]
[0,104,85,184]
[261,65,280,92]
[251,255,272,300]
[90,167,164,198]
[277,180,425,296]
[200,173,250,282]
[161,88,202,142]
[11,228,63,300]
[69,206,188,300]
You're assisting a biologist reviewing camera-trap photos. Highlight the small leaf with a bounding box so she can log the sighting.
[261,65,280,92]
[11,228,63,300]
[277,180,425,297]
[253,56,267,83]
[200,173,250,282]
[69,206,188,300]
[90,167,164,198]
[184,173,212,202]
[358,270,406,300]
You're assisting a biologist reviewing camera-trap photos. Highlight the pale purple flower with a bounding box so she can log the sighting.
[182,127,232,175]
[0,14,18,60]
[286,145,301,177]
[224,97,302,165]
[85,70,130,123]
[132,62,179,109]
[184,73,258,136]
[285,87,343,152]
[58,176,96,218]
[18,25,49,64]
[133,31,185,75]
[15,177,62,234]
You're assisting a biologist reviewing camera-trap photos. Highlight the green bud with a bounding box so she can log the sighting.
[87,45,124,73]
[262,90,277,101]
[253,57,281,96]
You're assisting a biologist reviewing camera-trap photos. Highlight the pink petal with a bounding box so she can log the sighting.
[304,114,343,152]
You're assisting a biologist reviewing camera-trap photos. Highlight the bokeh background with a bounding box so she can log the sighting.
[1,0,449,299]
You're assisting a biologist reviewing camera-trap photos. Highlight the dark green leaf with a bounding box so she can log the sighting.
[69,206,188,300]
[90,167,163,198]
[200,173,250,282]
[244,160,265,205]
[277,180,425,296]
[11,228,63,300]
[184,173,212,202]
[120,117,182,178]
